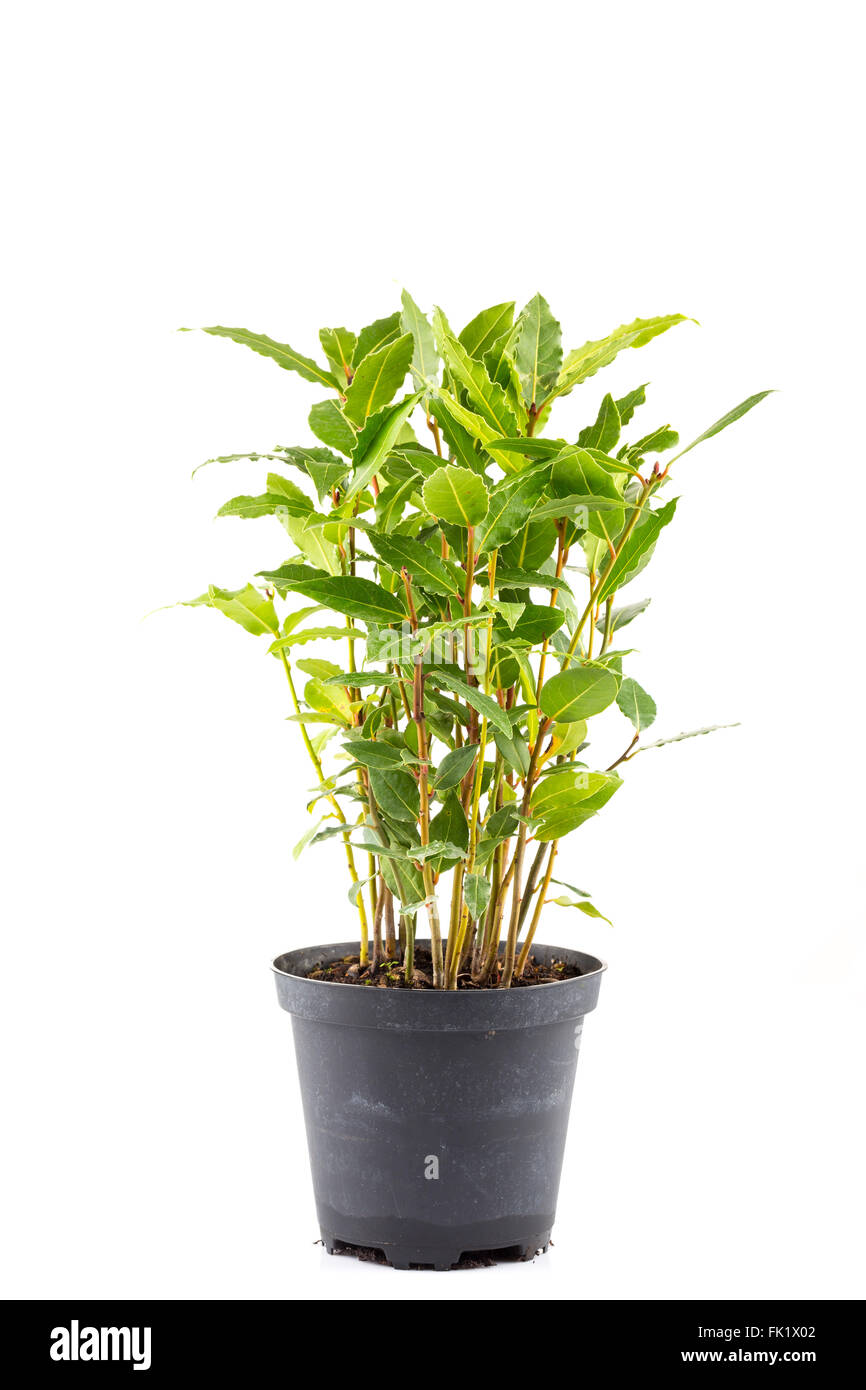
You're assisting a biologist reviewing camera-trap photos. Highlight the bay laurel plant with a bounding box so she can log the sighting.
[182,296,769,989]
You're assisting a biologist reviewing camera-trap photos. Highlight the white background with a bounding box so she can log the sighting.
[2,0,864,1301]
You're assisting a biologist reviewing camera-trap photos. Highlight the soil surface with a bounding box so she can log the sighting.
[303,947,582,989]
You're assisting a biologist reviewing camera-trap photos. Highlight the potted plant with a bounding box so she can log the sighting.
[181,295,769,1270]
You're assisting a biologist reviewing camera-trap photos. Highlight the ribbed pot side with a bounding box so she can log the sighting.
[273,939,605,1271]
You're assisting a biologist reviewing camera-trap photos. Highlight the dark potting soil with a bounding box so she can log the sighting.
[302,947,582,989]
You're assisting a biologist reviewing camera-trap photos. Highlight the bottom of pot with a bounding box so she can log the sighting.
[320,1227,551,1271]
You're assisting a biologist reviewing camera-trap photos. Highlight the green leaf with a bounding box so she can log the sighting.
[550,446,622,501]
[511,293,562,406]
[616,676,657,731]
[367,530,462,597]
[433,743,479,790]
[375,476,419,532]
[268,627,356,652]
[216,491,308,519]
[435,309,520,438]
[257,567,407,624]
[458,301,515,360]
[318,327,357,386]
[594,597,651,634]
[400,290,439,388]
[594,497,678,605]
[550,896,613,925]
[283,511,341,576]
[493,728,530,776]
[430,391,516,471]
[184,583,279,636]
[303,676,352,724]
[634,722,741,754]
[614,384,648,426]
[344,393,423,501]
[464,872,491,921]
[343,333,414,425]
[494,603,563,645]
[292,817,325,861]
[369,768,420,822]
[430,669,511,736]
[578,393,621,452]
[297,657,341,681]
[485,803,520,841]
[281,447,349,501]
[556,315,691,397]
[627,425,679,458]
[428,793,469,872]
[422,464,489,528]
[353,312,402,366]
[494,566,573,595]
[308,399,357,457]
[481,437,563,460]
[187,326,339,390]
[531,769,622,840]
[342,739,405,769]
[485,599,525,630]
[671,390,774,462]
[474,466,549,553]
[539,664,619,722]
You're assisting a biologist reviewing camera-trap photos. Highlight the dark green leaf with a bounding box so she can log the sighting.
[464,872,491,920]
[430,669,511,736]
[257,566,407,624]
[344,393,423,501]
[433,743,479,790]
[368,530,462,597]
[369,768,420,822]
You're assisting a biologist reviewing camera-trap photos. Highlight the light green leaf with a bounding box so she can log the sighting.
[594,597,651,634]
[556,314,692,397]
[594,497,678,605]
[485,599,525,630]
[615,384,648,426]
[308,399,357,457]
[400,290,439,387]
[303,676,353,724]
[343,333,414,425]
[268,627,356,652]
[282,446,349,501]
[422,464,489,528]
[283,511,340,576]
[550,896,613,925]
[494,566,573,596]
[578,393,621,452]
[183,583,279,636]
[216,491,308,519]
[293,817,325,861]
[187,326,339,390]
[375,476,419,531]
[435,309,520,438]
[464,872,491,921]
[670,390,774,462]
[539,664,619,723]
[616,676,657,731]
[353,312,402,366]
[344,393,423,501]
[493,728,530,776]
[318,327,357,386]
[531,769,622,840]
[458,301,515,360]
[511,293,562,406]
[634,722,741,754]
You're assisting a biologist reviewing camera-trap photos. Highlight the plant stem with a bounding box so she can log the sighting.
[278,649,369,958]
[516,842,557,976]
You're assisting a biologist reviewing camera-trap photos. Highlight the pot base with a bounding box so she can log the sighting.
[321,1228,552,1271]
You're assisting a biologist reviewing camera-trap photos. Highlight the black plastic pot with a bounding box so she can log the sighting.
[273,939,605,1270]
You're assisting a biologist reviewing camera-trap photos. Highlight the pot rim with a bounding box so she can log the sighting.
[271,939,607,992]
